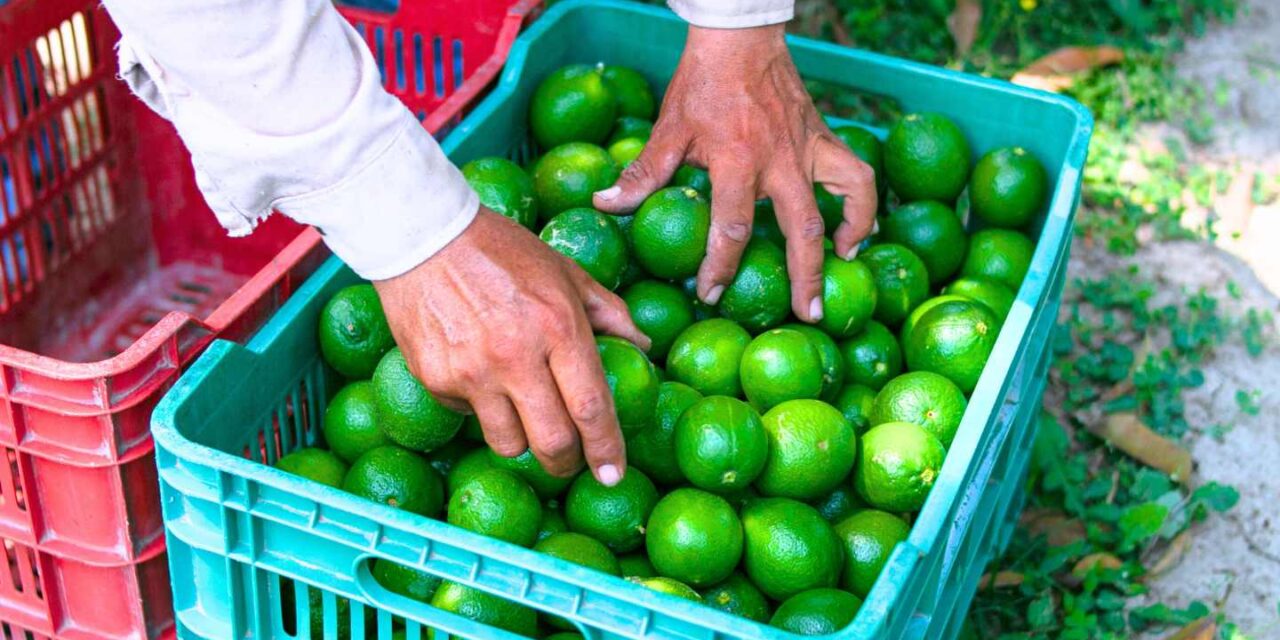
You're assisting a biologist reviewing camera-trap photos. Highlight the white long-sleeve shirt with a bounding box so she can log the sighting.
[100,0,795,280]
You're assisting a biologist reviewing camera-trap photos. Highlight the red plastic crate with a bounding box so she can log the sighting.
[0,0,539,636]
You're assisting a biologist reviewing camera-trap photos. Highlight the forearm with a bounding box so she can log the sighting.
[101,0,477,280]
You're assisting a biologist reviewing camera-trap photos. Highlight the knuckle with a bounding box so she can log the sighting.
[537,429,579,460]
[621,158,655,184]
[799,215,825,240]
[714,219,752,243]
[569,393,611,425]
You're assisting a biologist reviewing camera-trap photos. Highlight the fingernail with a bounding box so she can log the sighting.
[596,186,621,201]
[809,297,824,321]
[872,219,880,235]
[597,464,622,487]
[704,284,725,305]
[842,245,860,261]
[637,332,653,352]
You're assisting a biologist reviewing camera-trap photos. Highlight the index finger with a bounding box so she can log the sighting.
[814,136,877,259]
[547,325,627,487]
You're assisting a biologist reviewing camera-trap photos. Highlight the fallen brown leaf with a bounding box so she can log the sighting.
[977,570,1025,590]
[947,0,982,59]
[1011,46,1125,92]
[1020,508,1088,547]
[1162,616,1216,640]
[1086,412,1194,483]
[1072,552,1123,577]
[1147,530,1194,578]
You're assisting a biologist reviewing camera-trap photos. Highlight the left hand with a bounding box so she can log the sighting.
[593,23,878,323]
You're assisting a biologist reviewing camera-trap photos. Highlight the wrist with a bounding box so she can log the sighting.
[686,23,786,57]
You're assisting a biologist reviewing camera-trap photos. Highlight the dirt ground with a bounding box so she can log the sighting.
[1071,0,1280,633]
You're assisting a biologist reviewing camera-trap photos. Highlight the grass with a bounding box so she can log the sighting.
[793,0,1278,638]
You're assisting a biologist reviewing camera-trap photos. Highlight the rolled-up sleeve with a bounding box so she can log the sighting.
[668,0,795,28]
[102,0,477,280]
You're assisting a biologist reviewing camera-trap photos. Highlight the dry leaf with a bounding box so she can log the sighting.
[1147,530,1194,578]
[977,571,1025,590]
[1086,413,1194,483]
[1011,46,1125,92]
[1072,552,1124,577]
[947,0,982,58]
[1162,616,1216,640]
[1020,508,1087,546]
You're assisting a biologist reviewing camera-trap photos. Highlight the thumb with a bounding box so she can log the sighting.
[593,129,686,214]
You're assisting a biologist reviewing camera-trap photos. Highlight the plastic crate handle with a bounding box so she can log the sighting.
[349,554,532,640]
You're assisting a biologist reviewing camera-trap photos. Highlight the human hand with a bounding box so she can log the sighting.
[373,208,650,484]
[593,24,877,323]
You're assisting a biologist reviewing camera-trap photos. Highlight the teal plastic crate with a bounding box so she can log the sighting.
[150,1,1092,638]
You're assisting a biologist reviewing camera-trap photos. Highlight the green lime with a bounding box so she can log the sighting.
[814,183,843,233]
[544,634,584,640]
[537,502,568,543]
[818,253,878,338]
[782,323,846,402]
[540,207,629,290]
[447,468,541,547]
[700,572,771,623]
[871,371,968,448]
[597,336,660,434]
[752,200,786,247]
[831,383,876,437]
[757,399,857,500]
[839,321,903,390]
[488,449,574,500]
[959,229,1035,293]
[646,488,744,587]
[812,485,866,523]
[530,64,617,148]
[835,125,886,197]
[622,280,696,361]
[675,396,769,494]
[740,328,824,411]
[970,146,1049,228]
[903,299,1000,393]
[626,381,702,486]
[564,468,659,553]
[881,200,968,285]
[276,447,347,488]
[533,142,620,219]
[900,294,969,346]
[671,165,711,195]
[860,244,930,327]
[462,157,538,229]
[373,559,440,603]
[429,581,537,638]
[629,576,701,602]
[425,439,469,479]
[769,588,863,635]
[618,553,656,578]
[535,531,621,576]
[298,587,359,640]
[943,277,1016,322]
[666,318,752,397]
[600,65,655,120]
[609,116,653,144]
[535,530,620,629]
[343,446,444,517]
[318,284,395,379]
[854,421,945,512]
[372,348,464,452]
[741,498,843,601]
[631,187,711,280]
[884,112,971,203]
[614,212,647,288]
[834,509,911,597]
[322,381,389,464]
[608,137,645,168]
[719,238,791,333]
[446,448,497,496]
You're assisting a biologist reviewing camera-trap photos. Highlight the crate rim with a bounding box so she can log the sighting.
[152,1,1093,637]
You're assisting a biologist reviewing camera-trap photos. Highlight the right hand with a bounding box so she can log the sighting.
[373,208,650,485]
